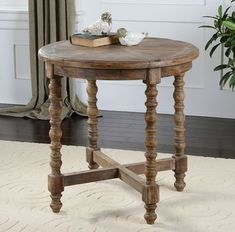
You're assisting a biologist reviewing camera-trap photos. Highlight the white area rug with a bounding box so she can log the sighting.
[0,140,235,232]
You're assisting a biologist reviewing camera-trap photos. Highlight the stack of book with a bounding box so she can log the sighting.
[70,33,119,47]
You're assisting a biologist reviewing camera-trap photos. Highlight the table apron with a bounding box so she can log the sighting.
[53,62,192,80]
[54,65,147,80]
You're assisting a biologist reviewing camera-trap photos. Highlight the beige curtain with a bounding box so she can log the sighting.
[0,0,87,120]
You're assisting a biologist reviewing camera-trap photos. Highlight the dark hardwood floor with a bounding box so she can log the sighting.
[0,110,234,159]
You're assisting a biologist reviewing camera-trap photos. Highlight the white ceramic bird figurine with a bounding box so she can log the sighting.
[117,28,148,46]
[82,12,112,35]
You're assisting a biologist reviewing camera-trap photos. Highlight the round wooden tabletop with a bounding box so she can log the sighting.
[38,38,199,69]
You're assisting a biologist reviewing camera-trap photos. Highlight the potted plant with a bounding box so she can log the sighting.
[201,0,235,89]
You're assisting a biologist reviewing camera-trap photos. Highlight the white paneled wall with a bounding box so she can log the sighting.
[0,0,234,118]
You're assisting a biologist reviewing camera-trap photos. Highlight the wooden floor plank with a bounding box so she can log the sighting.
[0,108,234,159]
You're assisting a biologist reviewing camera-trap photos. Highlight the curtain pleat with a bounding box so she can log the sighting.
[0,0,87,120]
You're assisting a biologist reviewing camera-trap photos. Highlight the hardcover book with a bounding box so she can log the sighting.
[70,33,119,47]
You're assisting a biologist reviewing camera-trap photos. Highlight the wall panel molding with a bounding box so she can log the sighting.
[13,44,30,80]
[0,10,28,30]
[0,10,85,31]
[102,0,206,6]
[0,8,86,105]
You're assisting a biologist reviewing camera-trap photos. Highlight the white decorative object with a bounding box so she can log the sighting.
[82,12,112,35]
[117,28,148,46]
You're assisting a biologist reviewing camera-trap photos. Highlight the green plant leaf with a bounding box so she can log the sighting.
[203,16,218,20]
[222,7,231,19]
[223,21,235,30]
[218,5,223,17]
[220,35,229,43]
[225,47,232,57]
[218,33,231,37]
[199,25,215,29]
[201,0,235,90]
[214,64,228,71]
[229,73,235,89]
[220,71,232,87]
[210,43,221,57]
[228,58,234,66]
[205,33,218,50]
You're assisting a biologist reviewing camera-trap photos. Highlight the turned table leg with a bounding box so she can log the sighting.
[173,73,187,192]
[47,64,64,213]
[86,80,99,169]
[142,69,160,224]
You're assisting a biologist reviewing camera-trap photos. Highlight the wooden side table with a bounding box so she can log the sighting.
[38,38,199,224]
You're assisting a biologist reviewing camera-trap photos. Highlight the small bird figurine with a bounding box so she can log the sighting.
[117,28,148,46]
[82,12,112,35]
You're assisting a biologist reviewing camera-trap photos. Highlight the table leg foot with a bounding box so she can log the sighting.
[173,155,187,192]
[48,174,64,213]
[50,193,63,213]
[89,163,99,170]
[143,184,159,224]
[174,174,186,192]
[144,204,157,224]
